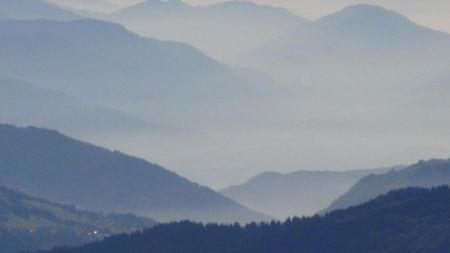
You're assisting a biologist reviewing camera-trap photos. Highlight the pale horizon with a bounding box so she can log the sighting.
[51,0,450,33]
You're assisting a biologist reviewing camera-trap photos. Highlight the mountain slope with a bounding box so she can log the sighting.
[0,185,155,253]
[110,0,307,60]
[0,18,259,125]
[225,4,450,173]
[221,167,392,218]
[39,187,450,253]
[0,0,80,20]
[0,77,159,137]
[241,4,450,86]
[0,124,269,223]
[323,158,450,213]
[47,0,124,13]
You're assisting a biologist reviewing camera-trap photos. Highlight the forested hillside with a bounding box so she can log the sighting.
[39,187,450,253]
[0,124,269,223]
[324,158,450,213]
[0,186,155,253]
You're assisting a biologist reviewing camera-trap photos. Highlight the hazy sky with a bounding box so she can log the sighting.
[62,0,450,33]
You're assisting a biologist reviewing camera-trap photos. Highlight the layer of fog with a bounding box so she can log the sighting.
[3,2,450,191]
[90,83,450,189]
[85,4,450,189]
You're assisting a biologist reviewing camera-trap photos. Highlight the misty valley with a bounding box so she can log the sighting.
[1,0,450,253]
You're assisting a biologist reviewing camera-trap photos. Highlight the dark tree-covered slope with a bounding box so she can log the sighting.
[0,124,269,223]
[324,158,450,213]
[39,187,450,253]
[0,185,155,253]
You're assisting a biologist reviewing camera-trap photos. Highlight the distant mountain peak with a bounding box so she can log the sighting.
[341,3,398,14]
[295,3,450,43]
[221,168,389,219]
[316,4,414,27]
[112,0,195,17]
[146,0,183,3]
[212,0,285,9]
[137,0,190,8]
[254,171,283,178]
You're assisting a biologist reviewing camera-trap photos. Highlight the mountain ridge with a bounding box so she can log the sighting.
[110,0,307,60]
[37,186,450,253]
[240,3,450,82]
[312,4,450,41]
[0,185,156,253]
[0,124,270,223]
[323,158,450,214]
[0,77,164,137]
[0,18,260,127]
[221,167,392,218]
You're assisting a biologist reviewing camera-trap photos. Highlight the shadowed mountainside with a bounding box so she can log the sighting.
[0,185,155,253]
[37,186,450,253]
[323,158,450,213]
[0,124,270,223]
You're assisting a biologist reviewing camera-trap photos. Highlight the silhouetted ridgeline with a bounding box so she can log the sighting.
[0,185,155,253]
[36,187,450,253]
[242,4,450,84]
[0,124,269,223]
[324,158,450,213]
[221,167,391,218]
[0,77,155,136]
[0,18,261,122]
[109,0,306,60]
